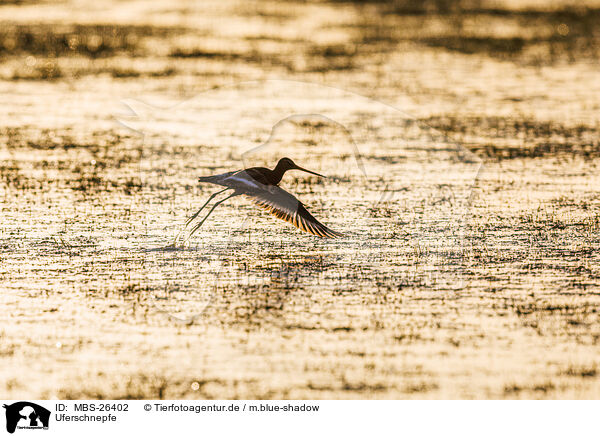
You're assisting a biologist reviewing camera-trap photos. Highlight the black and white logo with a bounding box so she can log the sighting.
[3,402,50,434]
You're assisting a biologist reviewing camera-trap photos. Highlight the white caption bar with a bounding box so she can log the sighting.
[0,400,597,435]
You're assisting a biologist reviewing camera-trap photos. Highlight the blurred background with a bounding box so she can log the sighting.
[1,0,599,98]
[2,0,599,150]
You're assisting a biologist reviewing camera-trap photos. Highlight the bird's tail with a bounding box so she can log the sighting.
[198,175,217,182]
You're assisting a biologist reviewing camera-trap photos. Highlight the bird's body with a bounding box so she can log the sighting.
[176,158,342,243]
[199,158,298,187]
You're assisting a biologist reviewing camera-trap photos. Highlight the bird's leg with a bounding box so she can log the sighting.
[184,188,230,227]
[173,188,230,245]
[185,192,238,241]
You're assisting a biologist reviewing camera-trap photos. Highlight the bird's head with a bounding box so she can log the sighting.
[277,157,326,177]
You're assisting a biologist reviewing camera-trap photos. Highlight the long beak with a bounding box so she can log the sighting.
[295,165,326,178]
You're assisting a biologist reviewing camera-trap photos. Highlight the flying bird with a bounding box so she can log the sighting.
[175,157,342,244]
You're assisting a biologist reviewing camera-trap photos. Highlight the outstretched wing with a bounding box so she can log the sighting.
[245,185,342,238]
